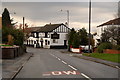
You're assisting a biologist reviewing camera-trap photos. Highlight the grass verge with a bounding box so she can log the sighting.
[83,53,120,63]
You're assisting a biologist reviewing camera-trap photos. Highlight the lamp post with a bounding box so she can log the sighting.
[61,9,69,27]
[88,0,91,53]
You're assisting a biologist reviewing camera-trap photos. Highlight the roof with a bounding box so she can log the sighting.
[34,23,67,32]
[97,17,120,27]
[24,27,42,33]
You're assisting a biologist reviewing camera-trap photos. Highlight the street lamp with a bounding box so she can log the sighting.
[60,9,69,27]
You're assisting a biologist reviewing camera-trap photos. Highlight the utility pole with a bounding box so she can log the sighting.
[23,17,25,32]
[88,0,91,53]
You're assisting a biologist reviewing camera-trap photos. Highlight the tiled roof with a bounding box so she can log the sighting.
[25,23,68,33]
[97,17,120,27]
[34,23,65,32]
[24,27,42,33]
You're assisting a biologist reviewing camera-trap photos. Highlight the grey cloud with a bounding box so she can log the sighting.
[2,2,118,32]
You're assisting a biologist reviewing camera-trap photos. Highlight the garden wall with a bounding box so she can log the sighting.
[1,46,25,59]
[103,49,120,54]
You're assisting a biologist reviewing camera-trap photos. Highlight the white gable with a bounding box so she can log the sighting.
[53,24,70,33]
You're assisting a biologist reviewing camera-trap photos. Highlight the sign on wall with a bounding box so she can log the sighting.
[51,32,59,39]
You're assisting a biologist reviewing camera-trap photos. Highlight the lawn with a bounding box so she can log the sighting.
[83,53,120,63]
[0,45,12,46]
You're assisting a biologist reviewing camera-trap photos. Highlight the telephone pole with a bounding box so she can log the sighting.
[88,0,91,53]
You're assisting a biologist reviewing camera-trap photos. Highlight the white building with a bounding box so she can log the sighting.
[94,17,120,47]
[25,23,71,49]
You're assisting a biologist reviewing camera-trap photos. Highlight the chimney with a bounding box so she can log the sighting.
[65,22,68,27]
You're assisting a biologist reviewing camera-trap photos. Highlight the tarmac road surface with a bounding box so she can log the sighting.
[15,47,118,79]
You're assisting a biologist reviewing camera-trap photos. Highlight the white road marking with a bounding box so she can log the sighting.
[57,58,61,60]
[69,54,73,56]
[116,66,120,69]
[81,73,92,80]
[42,74,51,76]
[68,65,77,71]
[62,61,67,64]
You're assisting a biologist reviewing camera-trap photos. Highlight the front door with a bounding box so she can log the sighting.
[41,41,43,48]
[64,40,67,46]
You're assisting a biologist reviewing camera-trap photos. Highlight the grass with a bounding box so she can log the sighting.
[0,45,12,46]
[83,53,120,63]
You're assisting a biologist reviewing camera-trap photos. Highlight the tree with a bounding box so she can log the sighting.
[78,28,88,45]
[2,8,24,46]
[101,26,120,45]
[68,28,76,46]
[2,8,11,27]
[68,28,76,51]
[72,32,80,48]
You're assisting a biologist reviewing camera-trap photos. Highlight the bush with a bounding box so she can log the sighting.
[2,27,24,46]
[72,33,79,48]
[112,45,120,50]
[97,42,112,53]
[11,29,24,46]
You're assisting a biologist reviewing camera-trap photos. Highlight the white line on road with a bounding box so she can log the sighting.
[116,66,120,69]
[57,58,61,60]
[55,56,58,58]
[81,73,92,80]
[62,61,67,64]
[42,74,51,76]
[68,65,77,71]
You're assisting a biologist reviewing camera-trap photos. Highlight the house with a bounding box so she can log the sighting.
[94,17,120,46]
[25,23,71,49]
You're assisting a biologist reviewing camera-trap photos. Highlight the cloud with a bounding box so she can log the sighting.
[2,0,120,2]
[2,2,119,33]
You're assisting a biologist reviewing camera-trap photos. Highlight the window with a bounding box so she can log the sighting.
[45,40,47,45]
[48,41,50,45]
[45,32,48,38]
[53,39,58,43]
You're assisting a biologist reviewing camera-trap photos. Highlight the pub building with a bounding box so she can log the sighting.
[25,23,71,49]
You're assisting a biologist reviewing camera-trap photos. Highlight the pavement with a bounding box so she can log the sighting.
[2,52,33,80]
[60,49,120,70]
[15,47,119,79]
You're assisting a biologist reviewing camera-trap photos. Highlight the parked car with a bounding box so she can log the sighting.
[80,45,92,53]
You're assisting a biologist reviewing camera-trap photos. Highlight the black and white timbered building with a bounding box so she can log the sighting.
[25,23,71,49]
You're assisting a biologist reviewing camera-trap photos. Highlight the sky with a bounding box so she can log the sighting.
[1,0,120,33]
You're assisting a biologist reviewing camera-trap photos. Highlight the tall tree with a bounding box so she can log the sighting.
[72,32,80,48]
[68,28,76,50]
[78,28,88,45]
[2,8,11,27]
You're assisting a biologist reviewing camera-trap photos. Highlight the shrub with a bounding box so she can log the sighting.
[112,45,120,50]
[11,29,24,46]
[97,42,112,53]
[2,27,24,46]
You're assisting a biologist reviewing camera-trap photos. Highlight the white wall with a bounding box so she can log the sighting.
[38,38,50,48]
[49,32,68,46]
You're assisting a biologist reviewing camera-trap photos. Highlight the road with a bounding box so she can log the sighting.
[15,47,118,79]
